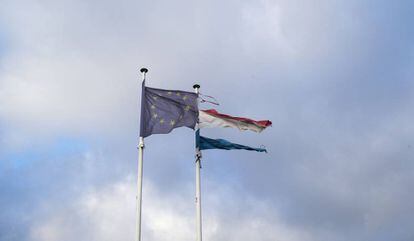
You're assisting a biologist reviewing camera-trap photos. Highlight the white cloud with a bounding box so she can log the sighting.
[29,176,311,241]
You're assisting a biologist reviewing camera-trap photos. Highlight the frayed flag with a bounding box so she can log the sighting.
[196,130,267,153]
[199,109,272,133]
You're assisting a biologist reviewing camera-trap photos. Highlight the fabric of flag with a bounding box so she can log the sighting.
[195,130,266,152]
[140,81,199,138]
[199,109,272,132]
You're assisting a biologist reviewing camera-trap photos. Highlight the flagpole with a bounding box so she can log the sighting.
[193,84,202,241]
[136,67,148,241]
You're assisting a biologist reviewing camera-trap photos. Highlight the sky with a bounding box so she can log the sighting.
[0,0,413,240]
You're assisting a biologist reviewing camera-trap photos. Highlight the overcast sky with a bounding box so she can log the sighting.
[1,0,413,241]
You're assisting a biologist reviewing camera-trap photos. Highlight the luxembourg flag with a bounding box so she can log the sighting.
[197,109,271,152]
[199,109,272,132]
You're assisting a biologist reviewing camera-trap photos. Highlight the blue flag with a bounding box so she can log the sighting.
[196,130,266,152]
[140,81,199,138]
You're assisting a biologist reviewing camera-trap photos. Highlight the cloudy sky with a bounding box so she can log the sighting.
[1,0,413,240]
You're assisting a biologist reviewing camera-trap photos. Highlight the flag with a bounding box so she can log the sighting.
[140,81,198,138]
[199,109,272,133]
[196,130,267,152]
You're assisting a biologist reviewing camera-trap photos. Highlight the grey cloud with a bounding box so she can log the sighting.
[1,0,414,240]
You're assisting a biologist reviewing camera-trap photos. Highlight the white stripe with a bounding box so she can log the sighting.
[198,111,264,132]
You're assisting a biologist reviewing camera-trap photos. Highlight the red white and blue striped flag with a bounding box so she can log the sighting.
[197,109,271,152]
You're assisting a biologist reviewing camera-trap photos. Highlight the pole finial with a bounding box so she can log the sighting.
[140,68,148,73]
[193,84,200,89]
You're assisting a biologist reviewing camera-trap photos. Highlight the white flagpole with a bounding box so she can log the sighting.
[136,67,148,241]
[193,84,202,241]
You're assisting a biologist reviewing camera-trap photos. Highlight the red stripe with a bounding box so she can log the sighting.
[201,109,272,128]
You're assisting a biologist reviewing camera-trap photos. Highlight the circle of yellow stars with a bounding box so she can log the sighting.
[150,91,193,126]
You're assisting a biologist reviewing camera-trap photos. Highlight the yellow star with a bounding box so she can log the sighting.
[152,113,158,119]
[167,91,172,95]
[151,105,156,109]
[170,120,176,126]
[183,95,188,100]
[153,96,158,100]
[176,92,181,96]
[160,118,165,124]
[184,105,191,112]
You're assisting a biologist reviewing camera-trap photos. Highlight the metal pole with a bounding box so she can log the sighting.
[136,67,148,241]
[193,84,202,241]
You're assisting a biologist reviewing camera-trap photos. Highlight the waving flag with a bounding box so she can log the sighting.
[196,130,266,152]
[140,81,198,138]
[199,109,272,132]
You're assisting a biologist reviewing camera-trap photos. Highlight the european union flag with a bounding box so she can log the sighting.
[140,81,199,138]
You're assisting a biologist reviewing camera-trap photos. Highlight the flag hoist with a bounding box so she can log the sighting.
[135,67,147,241]
[193,84,202,241]
[136,67,199,241]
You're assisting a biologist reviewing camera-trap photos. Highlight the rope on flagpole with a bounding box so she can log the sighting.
[199,92,220,106]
